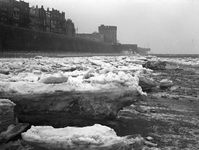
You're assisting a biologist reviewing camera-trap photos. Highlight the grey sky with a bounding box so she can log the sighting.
[26,0,199,54]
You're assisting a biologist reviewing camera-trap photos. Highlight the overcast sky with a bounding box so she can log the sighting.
[26,0,199,54]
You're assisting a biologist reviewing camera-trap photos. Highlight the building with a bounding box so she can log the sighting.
[13,0,20,27]
[76,32,104,42]
[50,8,65,34]
[29,6,75,37]
[45,7,51,32]
[18,0,29,28]
[0,0,9,24]
[7,0,14,25]
[64,19,75,37]
[0,0,29,28]
[37,5,45,31]
[0,0,14,25]
[0,0,76,37]
[76,24,117,43]
[30,5,49,32]
[29,6,37,30]
[98,25,117,44]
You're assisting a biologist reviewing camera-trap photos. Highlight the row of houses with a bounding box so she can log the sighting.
[0,0,75,37]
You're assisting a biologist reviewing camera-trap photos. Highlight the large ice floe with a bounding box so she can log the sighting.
[0,56,150,94]
[148,56,199,67]
[0,55,151,126]
[22,124,156,150]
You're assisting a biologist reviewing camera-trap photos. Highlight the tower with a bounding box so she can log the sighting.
[98,24,117,44]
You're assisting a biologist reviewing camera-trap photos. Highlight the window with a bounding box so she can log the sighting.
[14,23,18,26]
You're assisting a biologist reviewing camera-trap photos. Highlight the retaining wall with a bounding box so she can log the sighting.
[0,24,116,53]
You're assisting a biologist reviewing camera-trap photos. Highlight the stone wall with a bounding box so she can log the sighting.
[76,33,104,43]
[0,24,2,52]
[0,24,115,53]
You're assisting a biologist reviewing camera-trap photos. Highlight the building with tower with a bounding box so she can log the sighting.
[98,24,117,44]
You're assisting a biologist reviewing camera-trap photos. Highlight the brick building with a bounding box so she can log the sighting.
[29,6,36,30]
[37,5,46,31]
[64,19,75,37]
[13,0,20,26]
[50,8,65,34]
[98,25,117,44]
[45,7,50,32]
[0,0,75,37]
[18,0,29,28]
[29,6,75,37]
[0,0,29,28]
[0,0,14,25]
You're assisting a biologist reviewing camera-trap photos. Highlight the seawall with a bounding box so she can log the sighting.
[0,23,116,53]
